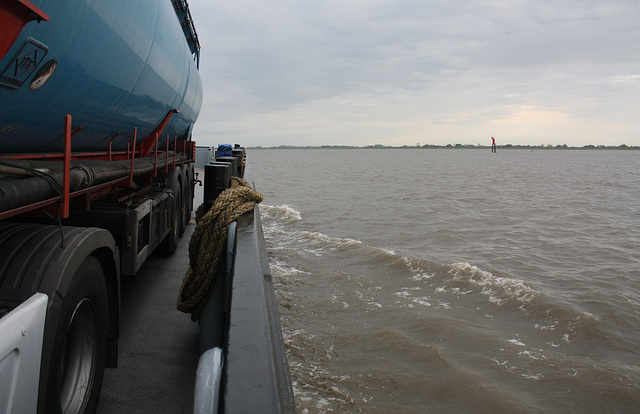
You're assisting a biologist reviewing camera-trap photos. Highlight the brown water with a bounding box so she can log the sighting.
[249,148,640,413]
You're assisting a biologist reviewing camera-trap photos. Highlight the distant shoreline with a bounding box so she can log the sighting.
[249,144,639,150]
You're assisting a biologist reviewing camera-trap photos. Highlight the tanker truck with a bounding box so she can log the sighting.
[0,0,203,412]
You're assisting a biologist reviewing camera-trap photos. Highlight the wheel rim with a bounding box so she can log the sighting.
[60,298,97,414]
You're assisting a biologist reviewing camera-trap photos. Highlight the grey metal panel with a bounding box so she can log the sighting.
[0,293,47,414]
[195,146,214,169]
[223,205,295,413]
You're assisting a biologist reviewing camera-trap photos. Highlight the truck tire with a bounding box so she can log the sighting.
[182,165,193,231]
[46,256,108,414]
[159,169,182,255]
[179,166,190,237]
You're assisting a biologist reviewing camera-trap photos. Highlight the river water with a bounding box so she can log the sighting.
[248,148,640,413]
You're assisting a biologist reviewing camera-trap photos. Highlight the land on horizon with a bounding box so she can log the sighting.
[248,143,639,150]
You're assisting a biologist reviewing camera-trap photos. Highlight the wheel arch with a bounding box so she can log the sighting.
[0,222,119,414]
[92,245,120,365]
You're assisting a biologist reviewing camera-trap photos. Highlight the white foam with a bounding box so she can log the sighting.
[449,262,537,305]
[395,290,432,307]
[401,256,436,282]
[381,247,396,255]
[263,214,362,258]
[534,323,558,331]
[517,349,546,360]
[395,290,411,299]
[412,297,432,307]
[331,293,351,309]
[317,398,330,409]
[260,204,302,222]
[354,290,382,309]
[269,258,310,277]
[412,272,435,281]
[435,286,473,295]
[506,338,526,347]
[301,231,362,247]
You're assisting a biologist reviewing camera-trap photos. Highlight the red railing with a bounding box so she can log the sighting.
[0,114,196,220]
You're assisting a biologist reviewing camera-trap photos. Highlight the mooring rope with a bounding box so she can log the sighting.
[177,176,263,320]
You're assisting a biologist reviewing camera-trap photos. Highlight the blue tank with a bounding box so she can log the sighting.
[0,0,203,154]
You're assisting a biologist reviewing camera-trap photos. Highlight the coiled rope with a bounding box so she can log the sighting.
[177,176,263,320]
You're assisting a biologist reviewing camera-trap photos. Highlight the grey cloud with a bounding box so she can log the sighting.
[189,0,640,146]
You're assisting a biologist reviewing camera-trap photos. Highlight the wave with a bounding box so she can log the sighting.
[435,262,603,342]
[261,204,362,255]
[446,262,538,306]
[298,231,362,249]
[268,257,310,277]
[261,204,602,343]
[260,204,302,223]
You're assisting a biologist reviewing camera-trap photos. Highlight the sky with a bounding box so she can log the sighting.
[187,0,640,147]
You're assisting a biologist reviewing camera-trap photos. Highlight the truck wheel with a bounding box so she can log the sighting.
[179,175,188,237]
[47,256,108,414]
[160,183,182,255]
[183,165,194,227]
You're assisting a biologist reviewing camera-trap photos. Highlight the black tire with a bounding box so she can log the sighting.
[46,256,108,414]
[159,183,181,255]
[183,166,193,228]
[179,171,188,237]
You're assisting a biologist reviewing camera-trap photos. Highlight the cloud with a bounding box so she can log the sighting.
[188,0,640,147]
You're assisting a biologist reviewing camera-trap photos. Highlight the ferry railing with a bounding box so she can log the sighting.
[196,156,295,413]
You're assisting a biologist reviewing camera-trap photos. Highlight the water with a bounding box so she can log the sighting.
[248,148,640,413]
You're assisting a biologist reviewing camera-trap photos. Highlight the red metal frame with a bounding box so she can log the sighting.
[0,114,196,221]
[108,132,119,161]
[0,176,129,221]
[0,0,49,61]
[165,135,169,173]
[138,109,178,157]
[0,151,129,161]
[181,141,185,168]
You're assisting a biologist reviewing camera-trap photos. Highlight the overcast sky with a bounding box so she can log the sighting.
[187,0,640,147]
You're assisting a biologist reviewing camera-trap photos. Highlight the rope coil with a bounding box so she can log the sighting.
[177,176,263,320]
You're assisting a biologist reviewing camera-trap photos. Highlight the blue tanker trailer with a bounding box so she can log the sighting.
[0,0,204,412]
[0,0,203,153]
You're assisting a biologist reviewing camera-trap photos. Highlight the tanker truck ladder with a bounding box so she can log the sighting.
[172,0,201,68]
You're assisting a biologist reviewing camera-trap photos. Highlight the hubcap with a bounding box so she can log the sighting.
[60,298,97,414]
